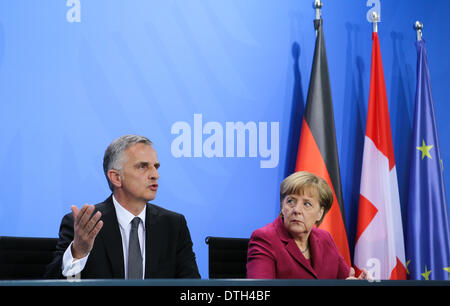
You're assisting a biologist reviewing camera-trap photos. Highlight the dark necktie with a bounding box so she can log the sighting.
[128,217,143,279]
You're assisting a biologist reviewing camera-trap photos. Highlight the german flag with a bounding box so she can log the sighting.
[295,18,351,267]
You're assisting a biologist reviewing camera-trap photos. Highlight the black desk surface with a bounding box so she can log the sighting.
[0,279,447,305]
[0,279,448,286]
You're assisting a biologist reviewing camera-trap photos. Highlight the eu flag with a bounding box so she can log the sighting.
[405,39,450,280]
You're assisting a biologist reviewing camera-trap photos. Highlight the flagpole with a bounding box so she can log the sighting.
[314,0,322,20]
[314,0,322,36]
[414,21,423,41]
[371,11,380,33]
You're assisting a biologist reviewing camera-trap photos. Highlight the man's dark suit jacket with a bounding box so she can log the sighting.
[44,195,200,279]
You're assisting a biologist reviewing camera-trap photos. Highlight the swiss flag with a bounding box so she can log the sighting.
[354,32,407,280]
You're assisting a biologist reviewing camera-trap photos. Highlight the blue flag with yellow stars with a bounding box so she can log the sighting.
[405,39,450,280]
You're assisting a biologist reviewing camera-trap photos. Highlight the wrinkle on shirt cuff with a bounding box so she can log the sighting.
[61,241,89,277]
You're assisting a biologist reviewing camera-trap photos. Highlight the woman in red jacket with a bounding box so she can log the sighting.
[246,171,369,280]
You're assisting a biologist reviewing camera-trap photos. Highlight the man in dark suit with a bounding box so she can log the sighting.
[45,135,200,279]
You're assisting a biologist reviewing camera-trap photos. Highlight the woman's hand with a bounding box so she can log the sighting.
[346,267,373,280]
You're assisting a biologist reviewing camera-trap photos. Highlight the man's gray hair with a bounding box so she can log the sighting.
[103,134,153,191]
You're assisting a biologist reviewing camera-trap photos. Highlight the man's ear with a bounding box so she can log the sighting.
[107,169,122,189]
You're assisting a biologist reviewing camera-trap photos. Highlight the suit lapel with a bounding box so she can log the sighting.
[275,216,318,279]
[284,240,318,279]
[308,229,323,274]
[144,204,162,278]
[98,196,125,278]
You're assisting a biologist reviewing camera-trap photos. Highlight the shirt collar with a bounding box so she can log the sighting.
[112,195,146,230]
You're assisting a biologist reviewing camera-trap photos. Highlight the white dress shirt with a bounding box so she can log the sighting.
[62,195,146,279]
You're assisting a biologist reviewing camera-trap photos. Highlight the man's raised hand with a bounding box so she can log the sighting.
[71,204,103,259]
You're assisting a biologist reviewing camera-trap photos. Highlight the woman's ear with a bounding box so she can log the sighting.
[317,206,325,223]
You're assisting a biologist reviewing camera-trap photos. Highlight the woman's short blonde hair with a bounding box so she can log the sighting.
[280,171,333,226]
